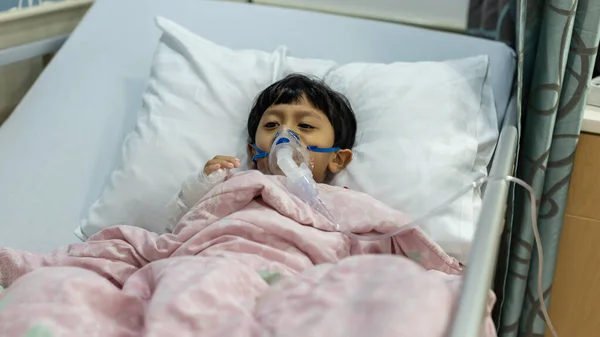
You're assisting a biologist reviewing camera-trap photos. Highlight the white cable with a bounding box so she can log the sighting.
[333,175,558,337]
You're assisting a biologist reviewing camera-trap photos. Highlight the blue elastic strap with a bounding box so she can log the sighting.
[252,144,268,166]
[307,146,341,153]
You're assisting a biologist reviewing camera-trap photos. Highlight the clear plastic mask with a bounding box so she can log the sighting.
[267,128,313,175]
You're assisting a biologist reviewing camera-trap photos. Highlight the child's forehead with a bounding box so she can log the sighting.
[268,99,314,110]
[263,101,327,119]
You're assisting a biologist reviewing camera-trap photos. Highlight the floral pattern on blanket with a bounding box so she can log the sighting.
[0,171,496,337]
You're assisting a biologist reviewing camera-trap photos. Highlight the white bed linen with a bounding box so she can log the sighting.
[0,0,515,251]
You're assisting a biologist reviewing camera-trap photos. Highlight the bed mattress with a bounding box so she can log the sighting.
[0,0,516,251]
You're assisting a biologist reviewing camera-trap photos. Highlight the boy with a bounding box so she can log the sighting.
[168,74,357,226]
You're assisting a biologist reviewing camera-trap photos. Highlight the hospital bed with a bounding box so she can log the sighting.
[0,0,517,336]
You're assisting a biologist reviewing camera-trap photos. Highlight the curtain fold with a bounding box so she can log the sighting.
[467,0,516,45]
[468,0,600,336]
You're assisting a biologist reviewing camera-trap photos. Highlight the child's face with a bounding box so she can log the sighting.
[251,96,338,183]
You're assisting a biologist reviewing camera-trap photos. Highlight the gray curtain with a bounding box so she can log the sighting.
[467,0,600,336]
[595,49,600,77]
[467,0,516,46]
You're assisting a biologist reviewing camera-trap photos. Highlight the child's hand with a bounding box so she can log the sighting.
[204,156,241,175]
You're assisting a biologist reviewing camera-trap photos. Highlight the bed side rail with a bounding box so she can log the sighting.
[447,118,518,337]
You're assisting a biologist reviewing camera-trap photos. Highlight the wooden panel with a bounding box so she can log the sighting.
[566,133,600,219]
[0,1,91,125]
[0,57,43,125]
[545,215,600,337]
[0,0,92,50]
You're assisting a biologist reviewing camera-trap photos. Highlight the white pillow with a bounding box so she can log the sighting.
[77,17,286,238]
[285,58,497,260]
[78,17,498,262]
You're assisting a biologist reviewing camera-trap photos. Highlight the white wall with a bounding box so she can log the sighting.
[255,0,469,31]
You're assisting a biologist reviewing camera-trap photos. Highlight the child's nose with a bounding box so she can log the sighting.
[273,126,306,145]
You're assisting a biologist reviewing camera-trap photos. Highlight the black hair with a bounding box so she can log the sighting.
[247,73,357,149]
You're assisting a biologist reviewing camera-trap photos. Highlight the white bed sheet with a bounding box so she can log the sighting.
[0,0,516,251]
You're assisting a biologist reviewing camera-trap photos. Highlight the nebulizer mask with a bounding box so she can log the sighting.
[252,127,339,222]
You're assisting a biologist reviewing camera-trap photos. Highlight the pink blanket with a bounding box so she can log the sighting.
[0,171,496,337]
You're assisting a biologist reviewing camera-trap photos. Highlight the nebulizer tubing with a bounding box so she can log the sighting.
[326,175,557,337]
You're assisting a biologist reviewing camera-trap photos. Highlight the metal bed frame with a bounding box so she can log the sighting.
[0,18,518,337]
[449,95,518,337]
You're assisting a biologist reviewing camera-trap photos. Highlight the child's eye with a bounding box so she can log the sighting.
[264,122,279,128]
[298,123,314,129]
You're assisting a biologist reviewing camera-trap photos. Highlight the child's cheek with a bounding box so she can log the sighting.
[256,159,271,175]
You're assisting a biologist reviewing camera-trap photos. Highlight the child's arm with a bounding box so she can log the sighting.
[165,156,240,231]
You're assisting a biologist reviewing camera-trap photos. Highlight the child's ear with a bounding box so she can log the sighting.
[247,143,257,168]
[328,149,353,174]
